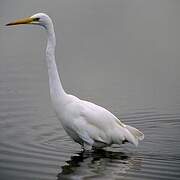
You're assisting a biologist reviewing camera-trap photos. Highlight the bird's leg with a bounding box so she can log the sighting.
[81,144,85,151]
[81,143,92,151]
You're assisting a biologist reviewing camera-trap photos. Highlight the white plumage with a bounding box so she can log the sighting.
[6,13,144,150]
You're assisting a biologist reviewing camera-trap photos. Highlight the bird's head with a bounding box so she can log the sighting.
[6,13,52,29]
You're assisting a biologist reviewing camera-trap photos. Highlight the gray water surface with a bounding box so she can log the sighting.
[0,0,180,180]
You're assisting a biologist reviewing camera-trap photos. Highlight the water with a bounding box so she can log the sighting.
[0,0,180,179]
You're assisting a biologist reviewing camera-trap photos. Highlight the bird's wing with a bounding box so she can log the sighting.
[72,99,126,145]
[80,100,125,130]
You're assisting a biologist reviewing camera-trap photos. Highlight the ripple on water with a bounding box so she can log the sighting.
[0,89,180,180]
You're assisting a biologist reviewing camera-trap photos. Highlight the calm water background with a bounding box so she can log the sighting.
[0,0,180,179]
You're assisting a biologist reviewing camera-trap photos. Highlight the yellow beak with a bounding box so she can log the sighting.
[6,17,34,26]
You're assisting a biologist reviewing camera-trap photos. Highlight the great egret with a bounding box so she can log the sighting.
[6,13,144,150]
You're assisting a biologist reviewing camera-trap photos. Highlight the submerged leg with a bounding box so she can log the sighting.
[82,143,92,151]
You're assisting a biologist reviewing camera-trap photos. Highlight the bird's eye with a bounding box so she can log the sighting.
[33,17,40,21]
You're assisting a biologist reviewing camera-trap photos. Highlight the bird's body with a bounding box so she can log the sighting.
[54,94,142,148]
[6,13,144,150]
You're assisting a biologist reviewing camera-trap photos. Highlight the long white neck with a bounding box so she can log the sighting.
[45,20,67,104]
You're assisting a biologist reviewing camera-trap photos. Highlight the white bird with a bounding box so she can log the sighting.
[6,13,144,150]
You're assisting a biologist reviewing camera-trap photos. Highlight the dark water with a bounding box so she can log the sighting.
[0,0,180,179]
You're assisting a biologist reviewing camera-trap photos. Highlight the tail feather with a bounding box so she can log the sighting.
[121,125,144,147]
[126,125,144,141]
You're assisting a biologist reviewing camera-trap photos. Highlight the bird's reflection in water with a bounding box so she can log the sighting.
[57,149,142,180]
